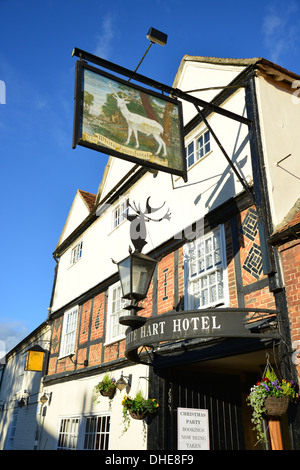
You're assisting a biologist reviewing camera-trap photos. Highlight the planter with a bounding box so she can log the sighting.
[129,410,147,420]
[100,385,116,398]
[264,396,289,417]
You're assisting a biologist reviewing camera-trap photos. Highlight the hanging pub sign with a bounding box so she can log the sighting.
[72,61,187,181]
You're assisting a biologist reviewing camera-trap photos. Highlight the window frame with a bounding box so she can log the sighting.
[57,416,81,450]
[70,240,83,266]
[105,282,129,344]
[15,354,26,394]
[82,413,111,450]
[56,413,111,450]
[112,197,129,230]
[184,225,228,310]
[59,306,79,358]
[185,129,211,169]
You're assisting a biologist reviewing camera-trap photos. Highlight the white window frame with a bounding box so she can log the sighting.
[106,282,129,344]
[81,413,111,450]
[70,240,83,266]
[15,354,26,394]
[59,306,79,358]
[112,197,129,230]
[56,413,111,450]
[4,408,18,450]
[184,226,228,310]
[57,416,81,450]
[185,129,211,169]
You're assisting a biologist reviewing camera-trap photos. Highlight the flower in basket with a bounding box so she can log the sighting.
[246,376,299,442]
[121,390,159,434]
[93,373,116,402]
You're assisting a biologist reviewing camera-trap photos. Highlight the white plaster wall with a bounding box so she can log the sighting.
[255,75,300,228]
[40,363,150,450]
[174,61,246,125]
[0,327,51,450]
[58,191,91,246]
[99,157,136,202]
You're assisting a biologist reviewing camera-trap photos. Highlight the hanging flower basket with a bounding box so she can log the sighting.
[100,385,116,398]
[247,373,299,442]
[93,373,116,403]
[264,396,290,417]
[129,410,147,420]
[121,391,159,434]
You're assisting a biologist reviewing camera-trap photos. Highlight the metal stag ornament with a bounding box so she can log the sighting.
[127,197,171,253]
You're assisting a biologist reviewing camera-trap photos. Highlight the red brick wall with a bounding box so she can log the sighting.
[157,252,174,315]
[278,239,300,382]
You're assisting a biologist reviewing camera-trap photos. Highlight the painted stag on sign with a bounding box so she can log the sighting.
[109,82,167,157]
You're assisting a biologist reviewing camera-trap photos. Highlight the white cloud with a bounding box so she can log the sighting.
[94,14,116,60]
[0,320,29,358]
[262,2,298,63]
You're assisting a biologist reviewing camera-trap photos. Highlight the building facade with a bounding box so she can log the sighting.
[3,55,299,450]
[0,322,51,450]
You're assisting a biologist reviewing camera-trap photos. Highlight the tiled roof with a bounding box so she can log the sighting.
[270,199,300,245]
[274,199,300,234]
[78,190,96,212]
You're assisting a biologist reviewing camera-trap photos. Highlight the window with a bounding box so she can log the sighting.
[56,414,111,450]
[83,415,110,450]
[184,227,227,309]
[70,241,83,265]
[60,306,79,357]
[112,198,129,229]
[106,282,129,343]
[4,408,18,450]
[15,354,26,394]
[185,130,211,169]
[57,417,80,450]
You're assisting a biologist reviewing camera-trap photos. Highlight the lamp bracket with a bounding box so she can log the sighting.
[68,354,88,368]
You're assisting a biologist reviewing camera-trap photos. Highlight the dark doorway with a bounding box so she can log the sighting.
[164,367,245,450]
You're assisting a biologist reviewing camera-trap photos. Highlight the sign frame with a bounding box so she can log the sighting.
[73,60,187,181]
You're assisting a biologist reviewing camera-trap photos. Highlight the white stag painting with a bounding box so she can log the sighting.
[108,82,167,157]
[79,67,184,175]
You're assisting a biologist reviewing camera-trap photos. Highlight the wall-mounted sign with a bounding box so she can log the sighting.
[123,308,279,363]
[73,61,187,181]
[178,408,209,450]
[120,308,280,362]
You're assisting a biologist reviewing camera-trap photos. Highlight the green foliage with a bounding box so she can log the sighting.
[93,373,116,403]
[246,376,299,443]
[121,390,159,434]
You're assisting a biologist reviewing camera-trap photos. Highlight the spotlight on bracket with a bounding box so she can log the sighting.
[146,27,168,46]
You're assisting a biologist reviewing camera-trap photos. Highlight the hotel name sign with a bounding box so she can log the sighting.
[124,309,279,362]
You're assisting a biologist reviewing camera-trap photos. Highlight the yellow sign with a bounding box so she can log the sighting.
[25,346,45,372]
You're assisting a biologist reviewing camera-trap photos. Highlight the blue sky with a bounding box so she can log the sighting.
[0,0,299,353]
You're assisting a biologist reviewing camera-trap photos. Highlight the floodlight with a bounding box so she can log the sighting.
[146,27,168,46]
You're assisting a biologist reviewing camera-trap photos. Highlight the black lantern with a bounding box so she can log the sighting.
[117,251,157,327]
[117,251,157,301]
